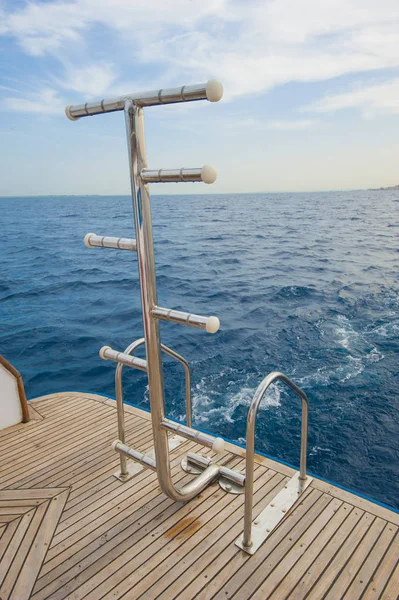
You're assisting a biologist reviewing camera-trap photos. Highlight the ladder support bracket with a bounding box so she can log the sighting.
[235,472,313,554]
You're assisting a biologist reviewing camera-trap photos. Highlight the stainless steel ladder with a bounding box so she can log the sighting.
[66,79,311,554]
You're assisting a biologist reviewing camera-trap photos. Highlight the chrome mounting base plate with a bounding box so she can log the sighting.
[235,471,313,554]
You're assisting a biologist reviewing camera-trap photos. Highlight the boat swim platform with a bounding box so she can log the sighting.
[0,392,398,600]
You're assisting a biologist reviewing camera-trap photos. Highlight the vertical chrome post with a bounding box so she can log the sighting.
[124,99,172,496]
[124,100,219,501]
[115,362,128,477]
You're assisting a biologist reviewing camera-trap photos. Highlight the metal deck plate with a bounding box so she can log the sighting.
[114,434,186,481]
[235,471,313,554]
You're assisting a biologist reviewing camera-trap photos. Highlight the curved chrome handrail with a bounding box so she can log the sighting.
[114,337,192,477]
[243,371,309,549]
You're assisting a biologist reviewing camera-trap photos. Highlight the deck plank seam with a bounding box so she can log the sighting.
[71,457,250,600]
[32,456,218,597]
[134,471,288,600]
[1,416,138,490]
[44,440,212,559]
[232,493,337,600]
[5,499,51,600]
[32,466,201,596]
[379,553,399,600]
[299,507,369,599]
[0,405,123,473]
[323,516,389,600]
[204,489,325,600]
[51,452,243,552]
[165,487,323,600]
[34,459,247,600]
[360,529,399,600]
[302,512,378,600]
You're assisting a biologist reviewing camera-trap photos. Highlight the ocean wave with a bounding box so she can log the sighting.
[191,377,281,426]
[2,191,399,508]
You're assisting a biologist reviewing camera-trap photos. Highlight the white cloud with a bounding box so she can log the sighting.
[55,63,118,97]
[4,88,65,115]
[265,119,317,130]
[304,79,399,118]
[1,0,399,106]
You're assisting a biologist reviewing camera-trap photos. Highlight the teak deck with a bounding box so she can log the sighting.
[0,393,398,599]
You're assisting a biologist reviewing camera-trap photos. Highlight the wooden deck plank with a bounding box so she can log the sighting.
[266,502,352,600]
[0,392,397,600]
[0,506,34,515]
[25,420,152,496]
[361,532,399,600]
[137,472,286,600]
[0,407,115,468]
[31,419,151,494]
[67,459,249,600]
[0,503,48,599]
[40,441,202,568]
[9,489,69,600]
[381,560,399,600]
[299,511,376,600]
[190,488,323,600]
[31,460,204,599]
[344,523,398,599]
[0,517,21,562]
[0,420,118,490]
[0,397,88,445]
[0,395,77,442]
[251,497,345,599]
[0,397,100,449]
[323,516,387,599]
[287,506,365,600]
[210,492,334,600]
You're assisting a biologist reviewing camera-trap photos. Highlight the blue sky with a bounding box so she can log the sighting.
[0,0,398,195]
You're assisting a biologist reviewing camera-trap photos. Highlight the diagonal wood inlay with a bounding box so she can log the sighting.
[0,487,69,600]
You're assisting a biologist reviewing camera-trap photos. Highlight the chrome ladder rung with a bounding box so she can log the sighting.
[66,80,223,119]
[152,306,220,334]
[99,346,147,372]
[84,233,137,251]
[140,166,216,184]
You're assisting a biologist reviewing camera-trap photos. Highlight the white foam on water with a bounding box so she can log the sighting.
[309,445,332,456]
[191,377,281,425]
[370,321,399,337]
[335,315,360,350]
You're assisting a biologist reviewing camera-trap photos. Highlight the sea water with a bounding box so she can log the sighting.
[1,191,398,508]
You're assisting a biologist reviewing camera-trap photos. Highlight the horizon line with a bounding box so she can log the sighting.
[0,187,392,198]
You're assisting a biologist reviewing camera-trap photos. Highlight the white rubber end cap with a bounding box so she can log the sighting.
[206,79,223,102]
[206,316,220,334]
[201,165,217,184]
[112,440,121,450]
[99,345,111,360]
[84,232,96,248]
[212,437,225,454]
[65,105,78,121]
